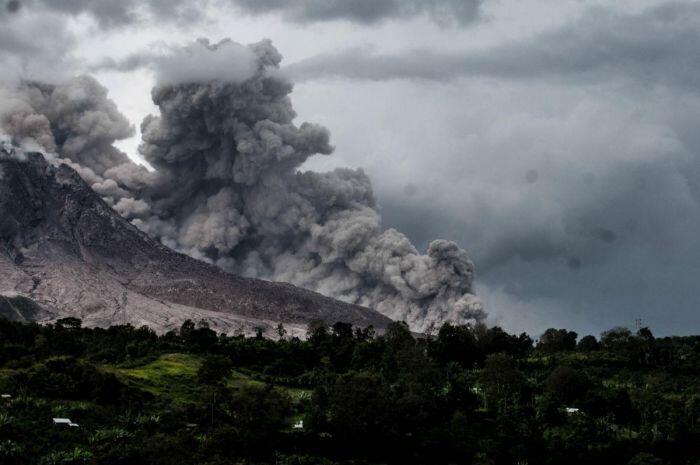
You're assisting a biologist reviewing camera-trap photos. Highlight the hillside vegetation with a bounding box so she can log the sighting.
[1,318,700,464]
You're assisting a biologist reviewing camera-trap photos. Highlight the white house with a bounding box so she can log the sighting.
[293,420,304,429]
[53,418,79,427]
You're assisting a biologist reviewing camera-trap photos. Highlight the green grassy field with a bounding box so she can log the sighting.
[106,353,311,405]
[107,353,203,403]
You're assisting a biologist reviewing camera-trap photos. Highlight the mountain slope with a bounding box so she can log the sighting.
[0,152,392,335]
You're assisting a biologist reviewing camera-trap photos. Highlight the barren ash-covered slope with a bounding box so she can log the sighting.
[0,153,392,336]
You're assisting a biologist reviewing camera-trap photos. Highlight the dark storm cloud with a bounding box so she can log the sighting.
[495,152,697,272]
[0,27,37,54]
[380,144,700,334]
[286,2,700,90]
[6,0,20,13]
[2,0,483,28]
[30,0,136,26]
[386,131,700,277]
[0,0,203,27]
[366,61,700,335]
[227,0,483,25]
[1,0,484,78]
[0,0,209,79]
[275,0,700,336]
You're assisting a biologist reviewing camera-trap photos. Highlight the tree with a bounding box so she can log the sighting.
[581,385,637,437]
[577,335,599,352]
[600,327,633,351]
[478,353,530,413]
[14,357,124,403]
[180,322,217,350]
[197,355,232,386]
[0,440,24,465]
[537,328,578,354]
[307,320,328,340]
[627,452,663,465]
[637,327,654,342]
[479,326,532,359]
[544,366,592,405]
[354,325,375,342]
[39,447,93,465]
[476,325,533,360]
[324,372,393,442]
[384,321,414,350]
[276,323,287,340]
[472,452,495,465]
[430,323,479,368]
[179,319,195,337]
[222,385,291,453]
[445,366,479,414]
[543,414,615,464]
[56,317,82,330]
[331,322,353,340]
[327,322,356,371]
[254,326,266,340]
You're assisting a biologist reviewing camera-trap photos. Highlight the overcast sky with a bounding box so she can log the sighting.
[3,0,699,336]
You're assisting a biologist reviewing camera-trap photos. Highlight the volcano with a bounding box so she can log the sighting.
[0,152,392,336]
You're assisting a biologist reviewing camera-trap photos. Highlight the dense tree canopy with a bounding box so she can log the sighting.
[0,317,699,464]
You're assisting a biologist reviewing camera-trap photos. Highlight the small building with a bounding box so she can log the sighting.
[293,420,304,430]
[564,407,580,415]
[53,418,79,427]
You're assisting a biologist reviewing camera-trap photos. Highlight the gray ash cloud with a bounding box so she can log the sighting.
[0,39,484,332]
[226,0,483,25]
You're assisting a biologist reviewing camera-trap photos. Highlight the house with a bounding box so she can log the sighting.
[293,420,304,429]
[53,418,79,427]
[564,407,580,415]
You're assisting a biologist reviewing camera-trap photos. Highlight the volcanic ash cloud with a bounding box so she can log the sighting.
[0,39,484,332]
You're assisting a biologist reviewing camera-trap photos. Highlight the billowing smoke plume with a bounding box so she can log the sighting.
[0,39,483,332]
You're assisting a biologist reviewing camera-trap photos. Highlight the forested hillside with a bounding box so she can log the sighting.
[1,318,699,465]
